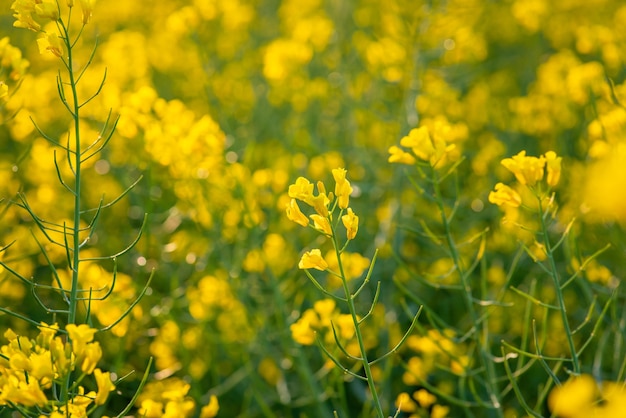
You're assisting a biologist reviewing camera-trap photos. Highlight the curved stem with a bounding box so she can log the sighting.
[330,228,385,418]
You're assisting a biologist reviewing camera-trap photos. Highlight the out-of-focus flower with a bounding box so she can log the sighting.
[488,183,522,207]
[388,145,416,164]
[548,375,597,418]
[78,0,96,24]
[199,395,219,418]
[544,151,562,187]
[500,151,546,186]
[288,177,314,204]
[34,0,59,21]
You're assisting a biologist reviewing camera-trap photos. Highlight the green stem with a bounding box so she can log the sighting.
[537,196,580,374]
[67,38,81,327]
[57,16,83,406]
[330,230,385,418]
[431,170,502,416]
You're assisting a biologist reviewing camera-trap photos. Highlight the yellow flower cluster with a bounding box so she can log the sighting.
[489,150,562,207]
[286,168,359,270]
[388,123,459,168]
[402,329,471,386]
[290,299,354,346]
[11,0,97,58]
[395,389,450,418]
[137,377,218,418]
[0,323,115,416]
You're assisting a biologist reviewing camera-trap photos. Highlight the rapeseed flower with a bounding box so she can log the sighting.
[298,249,328,271]
[488,183,522,207]
[500,151,545,186]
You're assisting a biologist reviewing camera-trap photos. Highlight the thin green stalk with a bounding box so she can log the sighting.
[330,230,384,418]
[537,196,580,374]
[57,15,84,406]
[431,170,502,415]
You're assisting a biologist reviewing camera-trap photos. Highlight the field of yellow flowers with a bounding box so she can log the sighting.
[1,0,626,417]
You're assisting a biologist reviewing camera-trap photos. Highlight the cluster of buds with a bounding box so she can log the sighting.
[489,150,562,207]
[0,323,116,416]
[286,168,359,271]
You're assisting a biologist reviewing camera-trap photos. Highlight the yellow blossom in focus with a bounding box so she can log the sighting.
[500,151,546,186]
[488,183,522,207]
[310,191,330,216]
[66,324,97,354]
[94,369,116,405]
[310,214,332,235]
[544,151,562,187]
[341,207,359,240]
[332,168,353,209]
[298,249,328,271]
[288,177,314,204]
[286,199,309,227]
[388,145,416,164]
[79,341,102,374]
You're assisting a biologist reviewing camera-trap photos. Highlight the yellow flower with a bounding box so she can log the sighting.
[290,313,317,345]
[401,126,435,160]
[298,249,328,271]
[388,145,416,164]
[288,177,314,204]
[94,369,116,405]
[310,191,330,217]
[544,151,562,187]
[414,389,436,408]
[11,0,42,31]
[78,0,96,24]
[548,374,598,418]
[80,341,102,374]
[310,214,332,235]
[199,395,219,418]
[332,168,353,209]
[488,183,522,207]
[395,392,417,412]
[66,324,97,356]
[286,199,309,227]
[431,404,450,418]
[37,32,63,58]
[500,150,546,186]
[341,207,359,240]
[34,0,59,21]
[0,82,7,99]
